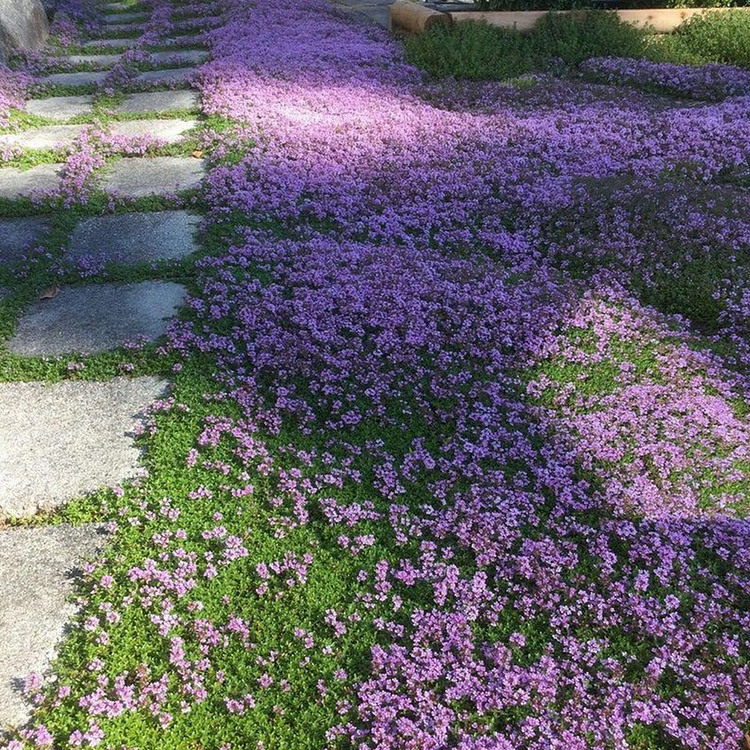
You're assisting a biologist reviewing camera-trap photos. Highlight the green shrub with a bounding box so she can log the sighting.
[671,9,750,66]
[474,0,741,10]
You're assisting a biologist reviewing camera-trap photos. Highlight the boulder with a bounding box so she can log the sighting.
[0,0,50,59]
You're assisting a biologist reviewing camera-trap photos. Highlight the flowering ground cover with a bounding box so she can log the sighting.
[2,0,750,748]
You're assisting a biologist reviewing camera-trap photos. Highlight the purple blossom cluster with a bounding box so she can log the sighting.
[0,65,31,127]
[580,56,750,101]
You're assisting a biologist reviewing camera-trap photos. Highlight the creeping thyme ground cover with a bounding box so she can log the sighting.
[3,0,750,748]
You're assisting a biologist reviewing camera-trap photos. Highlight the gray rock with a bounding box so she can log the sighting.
[0,124,84,151]
[104,11,149,23]
[109,118,197,143]
[149,49,207,65]
[25,94,94,120]
[0,0,49,58]
[8,281,185,356]
[115,88,199,114]
[0,375,167,517]
[67,52,123,66]
[160,34,209,48]
[137,67,195,84]
[0,216,49,265]
[40,70,107,87]
[82,37,138,49]
[101,155,203,197]
[0,163,62,199]
[68,210,199,265]
[0,524,107,728]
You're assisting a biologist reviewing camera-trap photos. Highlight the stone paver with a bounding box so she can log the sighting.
[0,217,49,265]
[0,375,167,517]
[25,94,94,120]
[0,163,61,199]
[115,89,199,114]
[0,124,84,151]
[137,67,195,84]
[68,210,200,264]
[8,281,186,356]
[83,37,138,49]
[150,49,208,65]
[41,70,108,87]
[0,524,107,728]
[68,52,123,66]
[109,118,198,143]
[105,11,149,23]
[101,155,203,197]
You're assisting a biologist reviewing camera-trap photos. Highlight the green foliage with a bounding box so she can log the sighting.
[671,9,750,66]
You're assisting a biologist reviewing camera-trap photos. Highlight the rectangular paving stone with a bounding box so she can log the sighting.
[83,37,138,49]
[0,164,62,199]
[25,95,94,121]
[115,88,199,114]
[137,67,196,84]
[0,524,107,726]
[101,155,203,197]
[0,376,167,517]
[0,217,49,264]
[41,70,108,87]
[8,281,186,356]
[0,124,84,151]
[105,11,149,23]
[68,210,200,264]
[109,118,197,143]
[150,49,207,65]
[68,52,123,66]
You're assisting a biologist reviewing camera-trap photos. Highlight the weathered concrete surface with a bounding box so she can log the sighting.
[0,0,50,59]
[115,89,199,114]
[101,156,204,197]
[40,70,108,87]
[83,36,138,49]
[0,216,48,265]
[0,524,107,728]
[0,376,167,518]
[137,67,195,84]
[68,52,123,66]
[109,118,198,143]
[25,94,94,120]
[0,163,62,199]
[8,281,186,356]
[150,49,208,65]
[104,11,148,24]
[68,210,200,265]
[0,124,84,151]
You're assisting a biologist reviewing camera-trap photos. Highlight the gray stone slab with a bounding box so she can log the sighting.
[41,70,107,86]
[68,52,122,66]
[137,67,195,85]
[25,94,94,120]
[0,163,61,199]
[68,210,199,264]
[8,280,185,356]
[0,124,84,150]
[0,524,107,727]
[101,155,203,197]
[0,0,49,58]
[149,49,207,65]
[159,33,208,47]
[115,88,199,114]
[105,11,148,23]
[0,216,49,264]
[83,36,138,49]
[0,375,167,517]
[109,118,197,143]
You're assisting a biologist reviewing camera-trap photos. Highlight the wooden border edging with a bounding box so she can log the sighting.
[390,0,453,31]
[448,6,749,33]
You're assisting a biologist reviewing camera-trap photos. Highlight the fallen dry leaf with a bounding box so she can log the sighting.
[192,149,204,159]
[745,733,750,750]
[40,285,59,300]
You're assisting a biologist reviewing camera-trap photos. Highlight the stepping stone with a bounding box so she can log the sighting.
[0,524,107,727]
[0,376,167,517]
[0,217,49,264]
[115,88,199,113]
[101,155,203,197]
[0,164,62,199]
[109,118,197,143]
[137,67,195,84]
[7,281,185,356]
[158,34,209,47]
[150,49,207,65]
[41,71,108,87]
[105,11,149,23]
[68,52,123,66]
[83,37,138,49]
[68,210,199,264]
[25,94,94,121]
[0,124,84,151]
